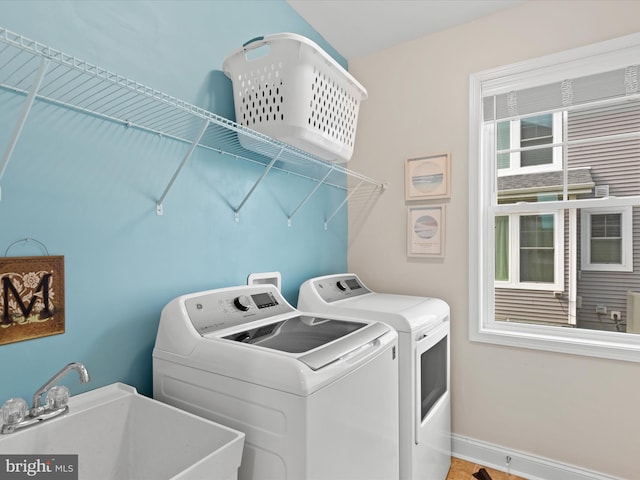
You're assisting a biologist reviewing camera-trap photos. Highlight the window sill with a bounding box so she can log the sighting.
[580,265,633,273]
[495,283,563,292]
[470,319,640,363]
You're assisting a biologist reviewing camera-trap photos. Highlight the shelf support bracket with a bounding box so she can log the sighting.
[234,147,284,222]
[156,119,210,215]
[0,56,49,201]
[287,166,335,226]
[324,180,365,230]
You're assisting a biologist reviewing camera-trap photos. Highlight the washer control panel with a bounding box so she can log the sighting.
[184,286,294,335]
[310,274,371,303]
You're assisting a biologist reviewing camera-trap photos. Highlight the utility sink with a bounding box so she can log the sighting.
[0,383,244,480]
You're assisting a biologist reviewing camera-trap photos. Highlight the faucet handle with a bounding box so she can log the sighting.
[45,386,70,409]
[1,398,28,424]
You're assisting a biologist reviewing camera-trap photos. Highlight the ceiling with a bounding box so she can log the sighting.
[287,0,524,60]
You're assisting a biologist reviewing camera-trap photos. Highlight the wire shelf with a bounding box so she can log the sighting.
[0,27,385,222]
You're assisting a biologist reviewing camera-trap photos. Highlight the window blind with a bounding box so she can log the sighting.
[484,65,639,122]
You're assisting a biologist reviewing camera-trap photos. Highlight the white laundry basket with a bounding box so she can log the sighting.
[223,33,368,163]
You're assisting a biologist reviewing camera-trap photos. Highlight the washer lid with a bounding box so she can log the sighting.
[222,315,389,370]
[223,315,364,352]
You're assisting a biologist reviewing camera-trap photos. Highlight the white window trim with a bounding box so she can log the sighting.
[580,206,633,272]
[498,112,564,176]
[469,32,640,363]
[495,211,564,291]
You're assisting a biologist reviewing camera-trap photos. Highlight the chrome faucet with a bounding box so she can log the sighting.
[31,362,90,415]
[0,362,90,434]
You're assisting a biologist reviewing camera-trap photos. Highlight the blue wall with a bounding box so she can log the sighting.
[0,1,347,401]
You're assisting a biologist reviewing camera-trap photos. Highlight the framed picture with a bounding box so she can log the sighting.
[407,205,445,258]
[405,153,451,201]
[0,256,65,346]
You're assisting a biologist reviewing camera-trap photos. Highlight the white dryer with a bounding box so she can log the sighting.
[153,284,399,480]
[299,273,451,480]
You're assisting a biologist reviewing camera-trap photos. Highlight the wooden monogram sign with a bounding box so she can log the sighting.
[0,256,65,346]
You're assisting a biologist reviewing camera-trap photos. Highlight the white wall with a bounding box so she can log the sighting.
[348,1,640,478]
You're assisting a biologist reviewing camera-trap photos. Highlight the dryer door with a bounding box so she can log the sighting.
[415,320,449,444]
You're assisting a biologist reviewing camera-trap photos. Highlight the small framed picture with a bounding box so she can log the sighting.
[405,153,451,201]
[0,255,65,345]
[407,205,445,258]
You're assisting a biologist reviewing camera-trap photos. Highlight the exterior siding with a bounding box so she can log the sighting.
[495,289,568,325]
[570,102,640,332]
[575,209,640,332]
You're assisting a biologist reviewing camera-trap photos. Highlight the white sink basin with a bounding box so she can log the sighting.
[0,383,244,480]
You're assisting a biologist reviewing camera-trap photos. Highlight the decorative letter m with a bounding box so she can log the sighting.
[1,274,53,325]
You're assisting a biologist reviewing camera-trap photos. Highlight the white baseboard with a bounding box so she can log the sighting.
[451,434,622,480]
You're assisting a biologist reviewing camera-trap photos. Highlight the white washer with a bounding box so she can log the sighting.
[299,273,451,480]
[153,284,399,480]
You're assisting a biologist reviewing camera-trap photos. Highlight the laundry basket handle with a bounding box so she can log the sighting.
[242,36,266,50]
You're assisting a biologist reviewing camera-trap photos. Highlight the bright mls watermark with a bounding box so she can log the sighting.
[0,455,77,479]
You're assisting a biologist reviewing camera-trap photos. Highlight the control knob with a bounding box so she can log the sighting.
[336,281,347,291]
[233,295,251,311]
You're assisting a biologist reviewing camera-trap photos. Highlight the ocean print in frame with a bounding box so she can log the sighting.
[407,205,445,258]
[405,153,451,201]
[0,256,65,346]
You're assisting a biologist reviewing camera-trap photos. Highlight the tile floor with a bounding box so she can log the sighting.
[446,457,527,480]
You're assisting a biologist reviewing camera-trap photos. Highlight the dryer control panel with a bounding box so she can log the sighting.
[308,274,371,303]
[184,285,295,335]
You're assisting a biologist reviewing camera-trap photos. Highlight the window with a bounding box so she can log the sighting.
[495,212,564,290]
[581,207,633,271]
[497,112,563,175]
[469,33,640,362]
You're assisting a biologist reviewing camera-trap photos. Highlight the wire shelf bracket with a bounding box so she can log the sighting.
[288,166,335,227]
[233,147,284,222]
[325,180,365,230]
[0,56,49,201]
[156,118,210,216]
